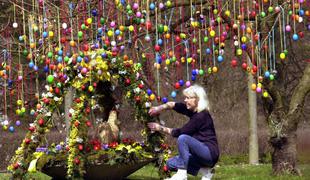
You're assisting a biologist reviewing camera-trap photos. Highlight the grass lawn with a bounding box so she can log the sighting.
[0,164,309,179]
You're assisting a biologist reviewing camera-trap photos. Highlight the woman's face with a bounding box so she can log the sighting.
[184,94,198,111]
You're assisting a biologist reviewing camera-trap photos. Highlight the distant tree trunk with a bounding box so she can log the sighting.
[264,64,310,175]
[248,71,259,164]
[65,87,74,137]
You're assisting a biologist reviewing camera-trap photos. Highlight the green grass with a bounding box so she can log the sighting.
[1,164,309,180]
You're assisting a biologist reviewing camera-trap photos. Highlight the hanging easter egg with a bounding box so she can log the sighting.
[175,82,181,89]
[256,87,262,93]
[48,31,54,38]
[86,18,92,25]
[30,109,35,115]
[128,25,134,31]
[100,17,105,24]
[231,59,238,67]
[236,49,243,56]
[285,25,291,32]
[9,126,14,133]
[217,55,224,62]
[78,31,83,38]
[162,97,168,103]
[171,91,177,98]
[62,23,67,29]
[210,30,216,37]
[251,83,257,91]
[149,94,156,101]
[199,69,204,75]
[185,81,191,87]
[158,24,164,33]
[28,61,34,68]
[166,1,172,7]
[147,89,152,96]
[212,66,218,73]
[263,91,269,98]
[292,34,299,41]
[149,3,155,10]
[242,62,247,70]
[261,11,266,18]
[225,10,231,17]
[269,74,275,80]
[16,120,21,126]
[280,52,286,60]
[13,22,18,28]
[264,71,270,78]
[47,75,54,84]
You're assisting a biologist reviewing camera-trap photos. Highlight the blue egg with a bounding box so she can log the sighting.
[192,69,197,76]
[156,54,162,64]
[162,97,168,103]
[179,79,184,86]
[9,126,15,132]
[19,36,24,42]
[101,53,107,58]
[191,75,196,81]
[57,56,63,63]
[98,28,103,34]
[33,65,38,71]
[157,39,163,46]
[217,55,224,63]
[171,91,177,98]
[43,31,48,38]
[299,9,304,16]
[43,66,49,73]
[147,89,152,95]
[84,56,89,63]
[29,61,34,68]
[115,29,120,36]
[292,34,299,41]
[121,0,126,6]
[58,50,63,56]
[264,71,270,78]
[77,56,83,62]
[149,3,155,10]
[91,9,98,16]
[205,48,211,54]
[241,44,247,50]
[8,80,13,87]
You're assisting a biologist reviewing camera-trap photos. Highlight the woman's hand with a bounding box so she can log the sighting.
[148,106,161,116]
[147,122,161,132]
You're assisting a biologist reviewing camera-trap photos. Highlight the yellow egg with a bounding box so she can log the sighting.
[107,30,114,37]
[251,83,257,90]
[187,57,192,63]
[263,91,269,98]
[128,25,134,31]
[210,30,216,37]
[163,25,169,32]
[165,59,170,65]
[49,31,54,38]
[236,49,243,56]
[280,53,286,60]
[241,36,247,43]
[86,18,92,25]
[212,66,218,73]
[149,94,156,101]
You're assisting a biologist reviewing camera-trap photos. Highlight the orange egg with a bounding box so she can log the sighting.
[165,33,171,39]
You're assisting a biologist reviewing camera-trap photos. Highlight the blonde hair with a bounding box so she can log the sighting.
[183,84,210,112]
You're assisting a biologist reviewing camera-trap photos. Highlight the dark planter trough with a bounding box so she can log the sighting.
[41,158,156,180]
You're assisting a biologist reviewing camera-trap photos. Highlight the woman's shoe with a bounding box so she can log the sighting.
[199,167,214,180]
[164,169,187,180]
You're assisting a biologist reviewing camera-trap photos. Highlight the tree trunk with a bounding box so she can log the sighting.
[270,131,300,175]
[248,72,259,164]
